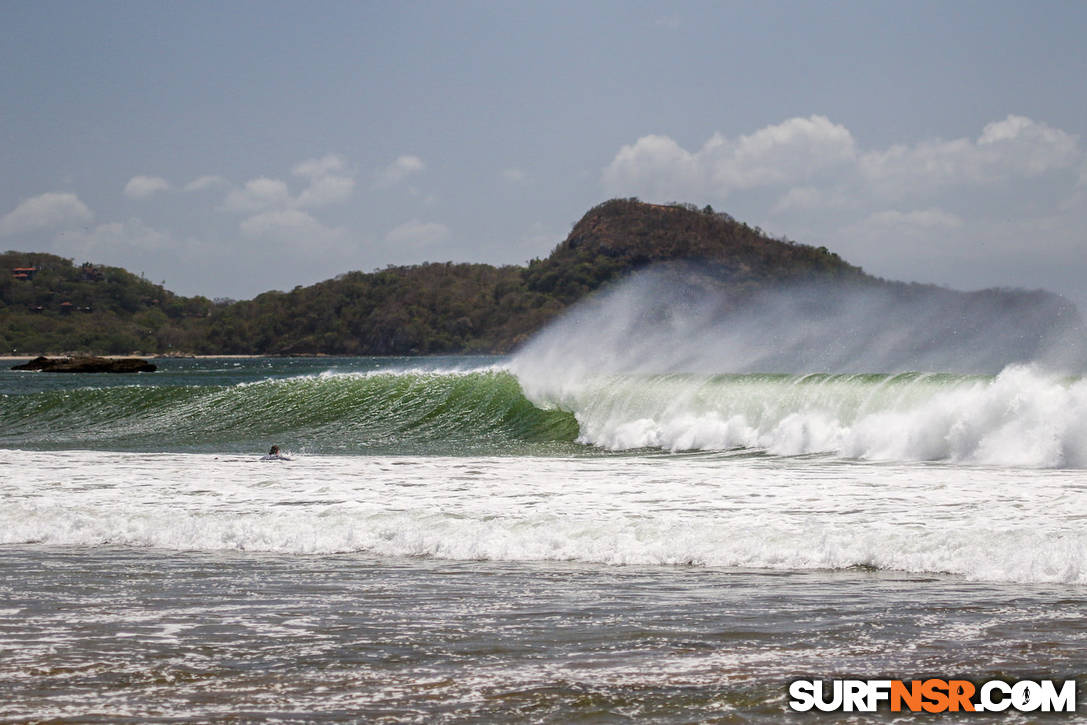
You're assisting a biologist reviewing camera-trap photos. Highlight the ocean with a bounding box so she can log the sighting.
[2,356,1086,722]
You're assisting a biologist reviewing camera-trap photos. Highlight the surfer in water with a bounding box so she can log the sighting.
[261,445,292,461]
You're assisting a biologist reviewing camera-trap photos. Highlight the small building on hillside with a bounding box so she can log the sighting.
[12,267,38,280]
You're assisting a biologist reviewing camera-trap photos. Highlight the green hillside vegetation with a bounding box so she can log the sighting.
[0,199,894,355]
[525,199,865,306]
[0,252,216,355]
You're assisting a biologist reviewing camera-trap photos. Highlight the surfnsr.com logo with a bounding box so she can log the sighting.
[788,679,1077,713]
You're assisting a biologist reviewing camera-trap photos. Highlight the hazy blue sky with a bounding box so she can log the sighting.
[2,0,1086,310]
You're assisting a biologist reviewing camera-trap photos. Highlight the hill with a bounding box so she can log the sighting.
[0,252,215,355]
[524,199,866,306]
[0,199,1078,357]
[199,199,865,355]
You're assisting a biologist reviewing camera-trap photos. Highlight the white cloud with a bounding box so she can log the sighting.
[1062,160,1087,212]
[726,115,857,183]
[222,177,291,213]
[294,155,355,208]
[213,155,360,258]
[603,115,856,201]
[183,175,228,192]
[375,155,425,187]
[857,140,974,193]
[602,134,699,200]
[239,208,347,251]
[605,114,1082,210]
[297,175,356,207]
[60,218,172,254]
[384,219,449,247]
[858,115,1079,197]
[978,116,1034,144]
[293,154,347,180]
[978,115,1079,176]
[0,192,93,236]
[240,208,314,236]
[221,155,356,214]
[124,175,171,199]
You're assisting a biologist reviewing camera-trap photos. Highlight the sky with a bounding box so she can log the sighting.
[2,0,1086,311]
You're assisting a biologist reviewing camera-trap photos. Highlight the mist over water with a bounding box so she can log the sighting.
[511,267,1087,466]
[514,266,1087,377]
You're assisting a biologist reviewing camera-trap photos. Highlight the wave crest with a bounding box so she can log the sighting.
[0,370,578,454]
[517,366,1087,467]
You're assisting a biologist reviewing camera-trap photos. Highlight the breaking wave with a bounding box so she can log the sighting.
[0,369,577,455]
[4,365,1087,466]
[518,365,1087,468]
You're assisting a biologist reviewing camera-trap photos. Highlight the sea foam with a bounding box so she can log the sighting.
[512,365,1087,467]
[2,449,1085,584]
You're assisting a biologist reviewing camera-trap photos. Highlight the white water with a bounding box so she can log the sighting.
[3,449,1086,584]
[512,364,1087,467]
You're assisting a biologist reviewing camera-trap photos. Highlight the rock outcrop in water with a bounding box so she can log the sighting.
[11,356,156,373]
